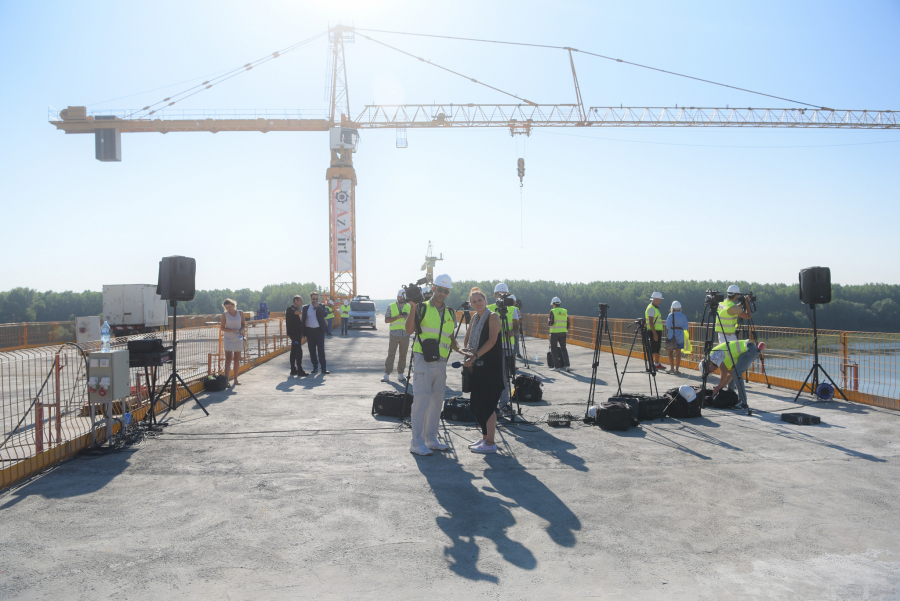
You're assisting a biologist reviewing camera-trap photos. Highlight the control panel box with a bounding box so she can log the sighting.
[88,350,130,404]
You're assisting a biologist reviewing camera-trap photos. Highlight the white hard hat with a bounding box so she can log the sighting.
[727,285,740,294]
[343,300,349,305]
[671,301,682,310]
[551,297,561,305]
[494,282,509,294]
[397,289,406,298]
[434,274,452,289]
[509,295,516,301]
[650,292,664,300]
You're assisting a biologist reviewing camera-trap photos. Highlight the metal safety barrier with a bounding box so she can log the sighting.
[0,322,77,351]
[520,313,900,411]
[0,318,288,490]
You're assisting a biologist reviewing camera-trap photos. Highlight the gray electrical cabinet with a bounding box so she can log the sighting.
[88,350,130,404]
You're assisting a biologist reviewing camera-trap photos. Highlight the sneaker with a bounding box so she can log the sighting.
[471,443,497,454]
[290,369,298,376]
[426,442,450,452]
[565,367,572,373]
[655,364,666,371]
[381,373,390,383]
[468,440,486,449]
[298,370,309,377]
[498,403,511,413]
[322,370,330,375]
[398,374,407,383]
[409,445,433,456]
[311,367,318,375]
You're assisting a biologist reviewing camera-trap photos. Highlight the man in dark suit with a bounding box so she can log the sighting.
[301,292,330,375]
[285,295,308,377]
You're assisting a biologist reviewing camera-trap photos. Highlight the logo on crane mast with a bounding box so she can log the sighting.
[331,179,353,272]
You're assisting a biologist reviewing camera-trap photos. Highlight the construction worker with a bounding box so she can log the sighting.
[548,297,570,372]
[324,300,335,336]
[405,274,463,456]
[710,340,766,410]
[382,289,411,383]
[645,292,665,371]
[487,283,517,409]
[340,300,350,336]
[713,285,753,388]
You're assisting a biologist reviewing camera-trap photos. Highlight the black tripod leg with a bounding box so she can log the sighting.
[816,365,849,402]
[792,366,816,403]
[175,371,209,416]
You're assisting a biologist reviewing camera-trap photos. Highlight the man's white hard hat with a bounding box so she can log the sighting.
[727,285,740,294]
[397,289,406,298]
[343,300,349,305]
[494,282,509,294]
[650,291,664,300]
[671,301,682,310]
[551,297,561,305]
[434,274,453,289]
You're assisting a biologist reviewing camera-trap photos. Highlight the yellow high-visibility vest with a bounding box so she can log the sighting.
[550,307,568,334]
[487,303,516,343]
[388,302,411,332]
[412,301,455,359]
[645,303,664,331]
[712,339,749,370]
[716,299,738,334]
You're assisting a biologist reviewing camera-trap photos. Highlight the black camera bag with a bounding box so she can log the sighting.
[663,387,702,419]
[546,350,555,368]
[441,396,476,422]
[513,374,543,402]
[203,375,229,392]
[607,393,647,420]
[638,396,668,421]
[708,389,739,408]
[371,390,414,417]
[596,401,635,431]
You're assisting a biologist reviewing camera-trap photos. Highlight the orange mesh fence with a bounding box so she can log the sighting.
[1,318,288,490]
[0,322,77,351]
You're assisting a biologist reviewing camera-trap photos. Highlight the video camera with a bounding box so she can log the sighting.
[514,298,523,310]
[598,302,609,318]
[736,291,757,312]
[459,300,471,311]
[705,289,725,307]
[402,278,429,304]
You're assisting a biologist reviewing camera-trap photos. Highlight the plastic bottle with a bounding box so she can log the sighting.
[534,353,539,362]
[100,321,111,352]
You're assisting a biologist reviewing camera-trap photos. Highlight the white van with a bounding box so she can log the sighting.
[348,295,377,330]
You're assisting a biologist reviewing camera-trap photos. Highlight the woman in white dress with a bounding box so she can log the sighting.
[220,298,245,386]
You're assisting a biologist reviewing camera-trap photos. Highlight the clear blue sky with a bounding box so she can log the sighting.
[2,0,898,299]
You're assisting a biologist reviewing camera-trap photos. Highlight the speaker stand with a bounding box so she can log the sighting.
[158,300,209,416]
[793,303,848,403]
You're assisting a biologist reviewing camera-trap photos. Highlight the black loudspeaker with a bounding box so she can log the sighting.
[157,256,196,301]
[799,267,831,305]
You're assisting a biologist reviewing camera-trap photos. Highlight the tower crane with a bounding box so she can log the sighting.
[420,241,443,286]
[48,24,898,300]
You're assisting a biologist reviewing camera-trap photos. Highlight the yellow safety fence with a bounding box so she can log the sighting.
[0,318,289,490]
[518,313,899,411]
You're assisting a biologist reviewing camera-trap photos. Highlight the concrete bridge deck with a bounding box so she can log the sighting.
[1,326,898,599]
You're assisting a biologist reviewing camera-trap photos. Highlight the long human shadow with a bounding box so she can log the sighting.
[415,448,581,581]
[497,422,588,472]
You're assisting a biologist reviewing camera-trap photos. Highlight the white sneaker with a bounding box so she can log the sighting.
[381,373,390,382]
[426,441,450,451]
[566,367,572,373]
[468,440,485,449]
[409,445,433,456]
[398,374,407,383]
[472,443,497,454]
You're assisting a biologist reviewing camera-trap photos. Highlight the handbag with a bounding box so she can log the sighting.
[418,305,447,363]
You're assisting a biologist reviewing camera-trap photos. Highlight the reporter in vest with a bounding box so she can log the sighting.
[709,340,766,410]
[487,282,518,409]
[548,297,570,372]
[285,295,308,377]
[645,292,665,371]
[405,274,462,456]
[461,287,504,454]
[382,289,411,383]
[713,285,752,388]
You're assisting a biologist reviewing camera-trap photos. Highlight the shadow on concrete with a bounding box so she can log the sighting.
[414,448,581,582]
[1,451,132,511]
[731,419,887,462]
[497,422,588,472]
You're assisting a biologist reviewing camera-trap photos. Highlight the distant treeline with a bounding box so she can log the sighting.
[444,280,900,333]
[2,281,899,332]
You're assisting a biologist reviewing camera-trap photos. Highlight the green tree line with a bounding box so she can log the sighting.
[2,281,898,332]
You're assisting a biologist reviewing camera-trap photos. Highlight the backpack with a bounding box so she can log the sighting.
[707,388,739,408]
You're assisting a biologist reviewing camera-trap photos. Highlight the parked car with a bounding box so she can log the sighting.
[348,295,377,330]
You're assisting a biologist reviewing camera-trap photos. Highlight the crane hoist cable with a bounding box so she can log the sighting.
[125,31,328,119]
[355,31,539,106]
[354,27,825,109]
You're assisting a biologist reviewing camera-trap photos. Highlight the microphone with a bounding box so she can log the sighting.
[451,360,483,368]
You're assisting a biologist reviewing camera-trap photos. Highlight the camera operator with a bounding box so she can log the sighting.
[487,283,518,409]
[405,274,464,456]
[382,289,411,383]
[511,296,524,358]
[460,287,504,454]
[709,340,766,410]
[713,285,753,387]
[645,292,665,371]
[548,297,571,372]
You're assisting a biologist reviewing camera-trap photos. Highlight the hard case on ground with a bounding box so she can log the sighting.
[596,401,634,431]
[372,390,414,417]
[441,397,476,422]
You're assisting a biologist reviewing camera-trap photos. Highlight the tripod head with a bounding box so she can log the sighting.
[627,317,646,331]
[598,303,609,318]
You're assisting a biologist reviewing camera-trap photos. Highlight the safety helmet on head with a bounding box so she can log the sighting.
[650,291,664,300]
[494,283,509,294]
[434,274,453,289]
[397,289,406,298]
[551,297,561,305]
[671,301,682,310]
[343,300,349,305]
[727,285,740,295]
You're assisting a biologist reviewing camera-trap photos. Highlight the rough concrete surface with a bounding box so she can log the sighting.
[1,326,899,600]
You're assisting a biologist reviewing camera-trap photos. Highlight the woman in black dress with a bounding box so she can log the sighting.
[461,288,504,454]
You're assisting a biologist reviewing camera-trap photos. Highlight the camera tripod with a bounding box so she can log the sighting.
[618,318,658,398]
[518,319,530,369]
[494,301,522,421]
[698,299,749,415]
[792,303,847,403]
[585,303,622,419]
[736,316,771,389]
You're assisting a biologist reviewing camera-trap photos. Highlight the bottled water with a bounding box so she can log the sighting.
[534,353,539,362]
[101,321,111,352]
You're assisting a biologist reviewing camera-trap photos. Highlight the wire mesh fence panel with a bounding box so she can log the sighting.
[0,322,77,351]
